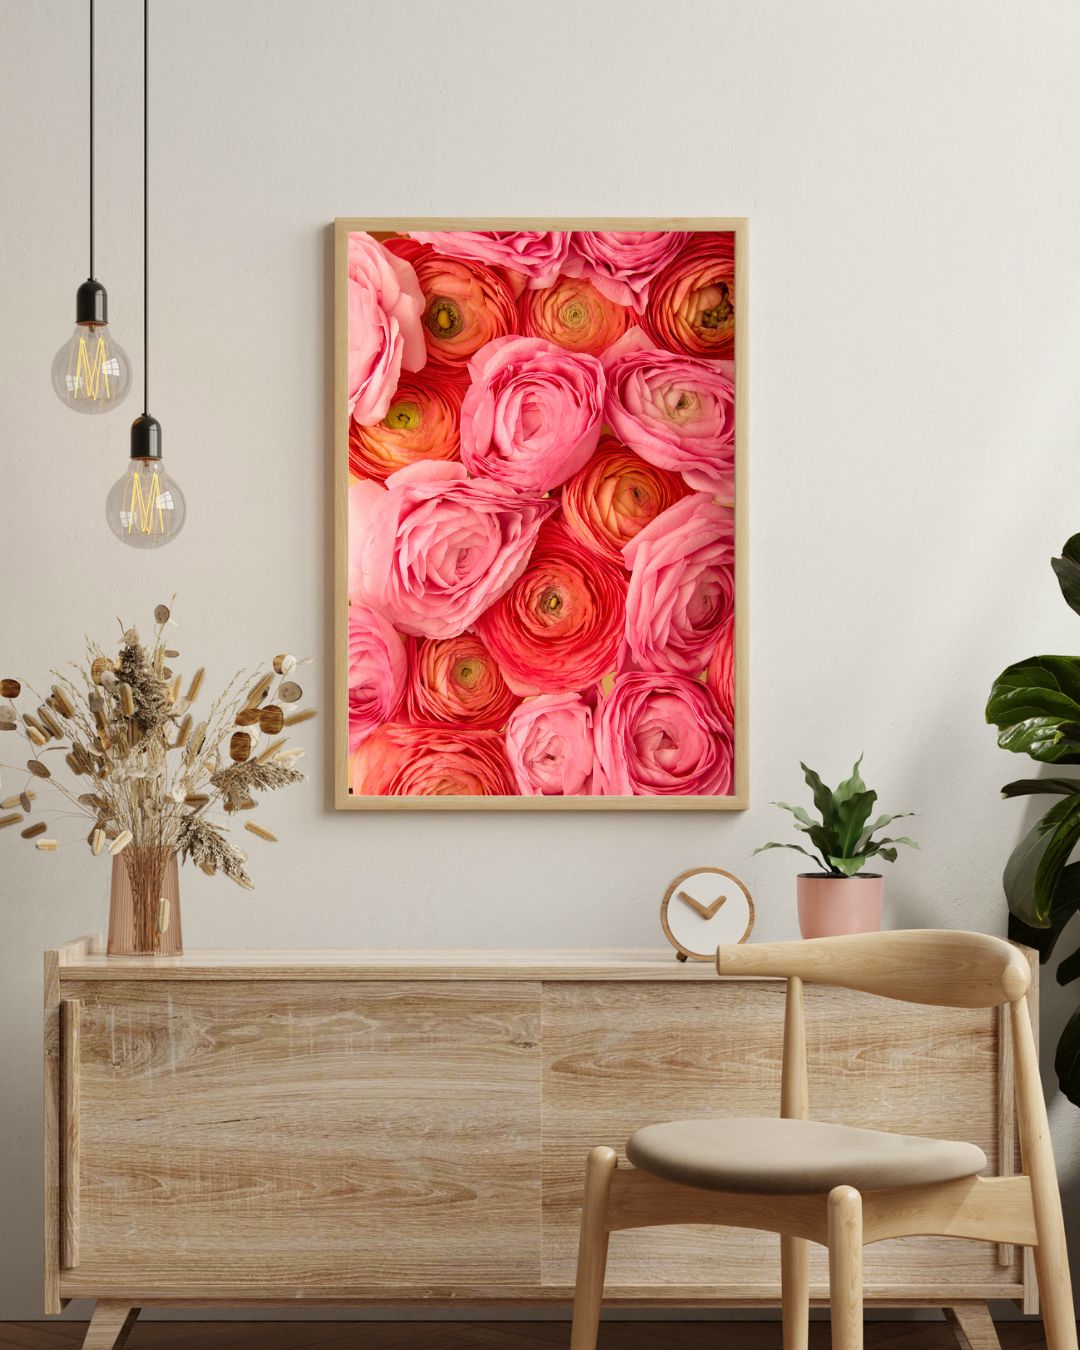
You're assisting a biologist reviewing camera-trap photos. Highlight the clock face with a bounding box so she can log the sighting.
[660,867,755,961]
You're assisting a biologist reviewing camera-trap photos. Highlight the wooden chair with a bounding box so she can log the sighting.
[569,930,1077,1350]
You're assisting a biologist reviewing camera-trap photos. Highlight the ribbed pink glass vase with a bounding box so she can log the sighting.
[107,846,183,956]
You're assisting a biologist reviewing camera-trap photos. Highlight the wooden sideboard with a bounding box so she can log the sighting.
[44,937,1036,1342]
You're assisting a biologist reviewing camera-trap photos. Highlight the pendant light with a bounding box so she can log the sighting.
[52,0,132,413]
[106,0,186,548]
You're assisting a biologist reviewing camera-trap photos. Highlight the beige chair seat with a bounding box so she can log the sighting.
[626,1116,987,1195]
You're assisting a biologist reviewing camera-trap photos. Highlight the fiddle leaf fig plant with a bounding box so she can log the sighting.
[755,756,917,877]
[986,532,1080,1107]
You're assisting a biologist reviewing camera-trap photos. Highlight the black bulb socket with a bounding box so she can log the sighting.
[75,278,108,326]
[130,414,162,461]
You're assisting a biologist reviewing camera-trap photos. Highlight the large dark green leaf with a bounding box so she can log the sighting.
[986,657,1080,762]
[1054,1004,1080,1108]
[1004,818,1055,927]
[1033,797,1080,926]
[834,788,877,859]
[1051,534,1080,618]
[1008,872,1080,957]
[1001,777,1080,799]
[1057,945,1080,987]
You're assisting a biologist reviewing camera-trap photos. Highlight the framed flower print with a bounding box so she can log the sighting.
[333,219,747,809]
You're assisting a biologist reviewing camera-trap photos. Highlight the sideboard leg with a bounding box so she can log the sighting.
[82,1301,141,1350]
[944,1303,1001,1350]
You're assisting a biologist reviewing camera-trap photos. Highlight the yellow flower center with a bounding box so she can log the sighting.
[425,297,464,339]
[385,400,421,432]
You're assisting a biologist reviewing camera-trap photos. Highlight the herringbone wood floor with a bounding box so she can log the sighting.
[0,1321,1062,1350]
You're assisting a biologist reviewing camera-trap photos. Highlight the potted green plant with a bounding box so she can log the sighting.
[756,757,917,937]
[985,533,1080,1108]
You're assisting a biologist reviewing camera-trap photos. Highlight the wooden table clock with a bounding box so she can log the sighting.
[660,866,755,961]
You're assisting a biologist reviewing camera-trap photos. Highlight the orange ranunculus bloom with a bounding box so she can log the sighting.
[388,237,517,371]
[643,231,736,359]
[405,634,520,731]
[350,723,516,796]
[349,370,463,482]
[475,519,628,696]
[517,276,631,356]
[560,435,689,564]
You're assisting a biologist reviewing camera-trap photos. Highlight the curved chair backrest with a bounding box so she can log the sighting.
[714,929,1030,1008]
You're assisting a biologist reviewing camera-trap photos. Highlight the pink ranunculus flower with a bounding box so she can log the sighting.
[347,231,427,427]
[347,603,408,754]
[505,693,597,796]
[350,723,516,796]
[622,494,735,676]
[475,519,628,696]
[460,336,606,494]
[594,671,734,797]
[706,614,735,725]
[565,231,687,313]
[408,230,570,289]
[644,230,736,359]
[517,276,630,356]
[602,327,735,497]
[349,461,556,640]
[560,434,689,564]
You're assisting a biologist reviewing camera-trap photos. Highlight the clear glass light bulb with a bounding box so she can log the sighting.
[52,322,132,413]
[106,458,186,548]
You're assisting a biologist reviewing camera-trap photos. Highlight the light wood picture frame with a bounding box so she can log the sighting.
[333,218,745,810]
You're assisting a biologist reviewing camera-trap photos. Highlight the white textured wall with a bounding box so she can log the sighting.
[2,0,1080,1320]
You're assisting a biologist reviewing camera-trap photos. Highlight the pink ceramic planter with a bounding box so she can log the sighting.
[796,873,883,938]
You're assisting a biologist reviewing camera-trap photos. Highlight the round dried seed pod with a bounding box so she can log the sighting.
[235,707,261,727]
[27,760,51,778]
[259,705,284,735]
[277,681,302,704]
[0,679,21,698]
[154,604,171,625]
[273,654,296,676]
[19,792,33,812]
[230,731,252,763]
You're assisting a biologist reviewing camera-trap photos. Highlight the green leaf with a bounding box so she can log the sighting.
[799,763,836,830]
[1057,945,1080,987]
[1032,797,1080,926]
[752,841,829,871]
[834,789,877,859]
[773,801,817,829]
[856,811,914,849]
[1054,1004,1080,1108]
[1003,819,1054,927]
[827,855,866,877]
[1007,862,1080,958]
[873,835,919,849]
[986,657,1080,761]
[1001,777,1080,799]
[876,847,898,863]
[834,754,866,806]
[1051,534,1080,618]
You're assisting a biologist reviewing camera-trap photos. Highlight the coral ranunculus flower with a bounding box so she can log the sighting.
[594,671,733,797]
[475,519,628,696]
[623,494,735,676]
[706,614,735,725]
[408,230,571,290]
[350,723,516,796]
[565,231,687,313]
[347,232,427,427]
[644,231,736,359]
[405,634,520,730]
[349,369,463,482]
[349,461,556,639]
[603,328,735,497]
[560,435,689,564]
[387,241,517,371]
[506,693,597,796]
[517,276,631,356]
[348,603,408,753]
[460,336,606,494]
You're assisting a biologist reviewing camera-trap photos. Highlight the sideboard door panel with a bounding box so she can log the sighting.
[64,980,541,1298]
[541,980,1019,1298]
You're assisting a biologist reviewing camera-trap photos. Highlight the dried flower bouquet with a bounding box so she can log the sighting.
[0,603,313,949]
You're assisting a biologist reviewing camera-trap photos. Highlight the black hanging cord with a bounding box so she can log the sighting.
[142,0,149,413]
[88,0,94,278]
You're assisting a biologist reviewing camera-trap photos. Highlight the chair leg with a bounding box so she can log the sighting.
[782,1234,810,1350]
[944,1303,1001,1350]
[570,1146,618,1350]
[1032,1215,1079,1350]
[828,1185,863,1350]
